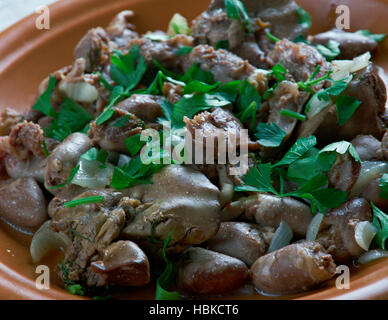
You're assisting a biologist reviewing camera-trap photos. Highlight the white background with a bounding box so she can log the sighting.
[0,0,57,32]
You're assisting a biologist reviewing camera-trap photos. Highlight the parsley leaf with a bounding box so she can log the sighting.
[45,97,93,141]
[336,95,362,126]
[225,0,252,33]
[171,93,231,127]
[320,141,361,162]
[355,30,386,43]
[372,203,388,249]
[176,46,193,56]
[64,196,104,208]
[155,230,180,300]
[110,156,164,190]
[255,122,286,148]
[379,174,388,199]
[273,136,317,168]
[110,46,147,91]
[235,163,280,195]
[297,7,312,30]
[315,40,341,61]
[125,133,146,157]
[216,40,229,50]
[32,76,58,117]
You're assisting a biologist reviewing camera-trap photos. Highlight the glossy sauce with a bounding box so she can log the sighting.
[0,0,388,300]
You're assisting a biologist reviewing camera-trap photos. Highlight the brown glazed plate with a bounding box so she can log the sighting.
[0,0,388,300]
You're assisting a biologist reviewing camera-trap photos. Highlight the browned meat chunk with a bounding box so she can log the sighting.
[351,135,383,161]
[206,222,274,266]
[74,27,111,72]
[328,154,361,192]
[224,194,312,236]
[52,190,127,282]
[122,165,221,250]
[192,0,307,67]
[44,133,92,193]
[176,247,248,296]
[311,29,378,60]
[267,39,329,90]
[183,45,255,83]
[251,241,336,295]
[88,240,150,287]
[265,81,309,144]
[317,198,372,263]
[116,94,164,123]
[88,108,144,154]
[184,108,255,156]
[301,64,387,144]
[105,11,139,48]
[128,35,193,70]
[0,177,48,234]
[0,108,23,136]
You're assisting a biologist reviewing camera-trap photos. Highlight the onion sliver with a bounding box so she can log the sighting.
[268,221,293,253]
[331,52,371,81]
[355,221,377,251]
[358,249,388,265]
[60,82,99,103]
[306,213,324,241]
[351,161,388,196]
[305,91,332,119]
[72,158,114,189]
[30,221,71,263]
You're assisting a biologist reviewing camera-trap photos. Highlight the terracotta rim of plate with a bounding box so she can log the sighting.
[0,0,388,300]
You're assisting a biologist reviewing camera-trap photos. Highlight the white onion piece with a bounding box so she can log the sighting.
[60,82,99,103]
[30,221,71,263]
[331,60,354,81]
[167,13,191,36]
[306,213,324,241]
[358,249,388,265]
[351,52,372,72]
[351,161,388,196]
[331,52,371,81]
[72,158,114,189]
[355,221,377,251]
[118,154,132,168]
[306,91,332,119]
[268,221,293,253]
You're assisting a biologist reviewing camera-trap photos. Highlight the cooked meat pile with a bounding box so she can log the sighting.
[1,0,388,299]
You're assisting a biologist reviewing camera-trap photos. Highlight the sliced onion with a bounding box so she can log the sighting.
[355,221,377,251]
[72,158,114,189]
[331,60,354,81]
[351,52,372,72]
[268,221,293,253]
[167,13,191,36]
[118,154,132,168]
[306,213,324,241]
[331,52,371,81]
[30,221,71,263]
[305,91,332,119]
[358,249,388,265]
[60,82,99,103]
[144,31,169,42]
[351,161,388,196]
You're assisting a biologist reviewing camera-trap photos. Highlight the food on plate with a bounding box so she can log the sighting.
[0,0,388,299]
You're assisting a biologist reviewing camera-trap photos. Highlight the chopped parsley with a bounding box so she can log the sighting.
[372,203,388,249]
[296,7,312,30]
[255,122,286,148]
[63,196,105,208]
[355,30,386,43]
[315,40,341,61]
[225,0,252,33]
[32,75,58,117]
